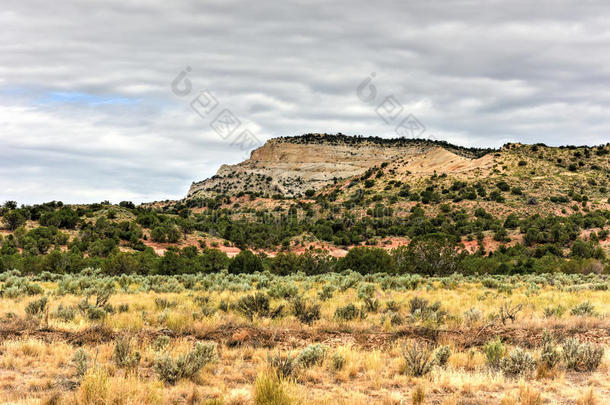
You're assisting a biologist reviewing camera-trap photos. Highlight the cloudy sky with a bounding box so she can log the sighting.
[2,0,610,204]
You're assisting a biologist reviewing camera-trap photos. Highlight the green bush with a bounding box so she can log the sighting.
[484,338,505,368]
[570,301,596,317]
[338,246,393,274]
[435,345,451,367]
[396,234,460,276]
[154,342,217,384]
[52,304,76,322]
[408,297,447,324]
[228,250,264,274]
[385,300,400,312]
[72,348,89,377]
[543,305,565,318]
[86,307,106,320]
[540,336,561,370]
[153,336,170,351]
[267,282,299,300]
[113,338,141,370]
[296,344,326,368]
[500,348,536,376]
[358,283,379,312]
[154,298,177,310]
[400,341,435,376]
[317,285,335,301]
[292,297,321,325]
[25,296,48,317]
[496,181,510,192]
[236,293,283,320]
[334,303,359,321]
[267,352,295,378]
[562,338,604,371]
[330,352,346,371]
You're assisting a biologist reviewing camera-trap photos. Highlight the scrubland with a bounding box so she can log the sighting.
[0,270,608,404]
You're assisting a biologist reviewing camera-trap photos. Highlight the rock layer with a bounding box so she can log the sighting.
[187,134,491,198]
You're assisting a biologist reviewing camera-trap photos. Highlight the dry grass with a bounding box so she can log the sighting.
[0,279,607,404]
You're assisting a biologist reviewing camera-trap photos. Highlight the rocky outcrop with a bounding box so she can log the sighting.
[187,134,492,198]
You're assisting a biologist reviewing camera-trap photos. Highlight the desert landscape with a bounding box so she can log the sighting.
[0,135,609,404]
[2,1,610,404]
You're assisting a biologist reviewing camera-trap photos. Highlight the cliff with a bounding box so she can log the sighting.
[187,134,494,198]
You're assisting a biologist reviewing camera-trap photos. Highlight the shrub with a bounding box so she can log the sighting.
[152,355,180,385]
[358,283,379,312]
[334,303,359,321]
[385,300,400,312]
[118,303,129,313]
[500,348,536,376]
[543,305,565,318]
[408,297,446,324]
[400,341,435,376]
[154,342,217,384]
[317,285,335,301]
[296,344,326,368]
[53,304,76,322]
[399,234,460,276]
[236,293,283,320]
[228,250,264,274]
[570,301,596,317]
[408,296,429,314]
[292,297,321,325]
[25,296,48,317]
[435,345,451,367]
[113,338,141,370]
[153,336,170,351]
[496,181,510,191]
[72,348,89,377]
[330,352,346,371]
[86,307,106,321]
[3,210,26,230]
[562,338,604,371]
[267,282,299,299]
[338,246,394,274]
[390,312,403,326]
[150,227,166,243]
[540,332,561,370]
[484,338,505,368]
[154,298,177,310]
[267,353,296,378]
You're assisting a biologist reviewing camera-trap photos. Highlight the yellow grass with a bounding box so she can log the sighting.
[0,279,606,404]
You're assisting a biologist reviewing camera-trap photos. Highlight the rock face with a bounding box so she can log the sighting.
[187,134,492,198]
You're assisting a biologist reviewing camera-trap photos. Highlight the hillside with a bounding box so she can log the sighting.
[187,134,609,218]
[187,134,495,198]
[0,134,609,275]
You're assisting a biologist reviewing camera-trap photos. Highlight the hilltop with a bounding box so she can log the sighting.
[187,134,495,199]
[186,134,609,218]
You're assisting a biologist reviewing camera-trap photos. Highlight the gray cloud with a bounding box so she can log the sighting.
[1,0,609,204]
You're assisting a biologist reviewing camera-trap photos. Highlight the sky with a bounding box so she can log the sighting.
[1,0,610,204]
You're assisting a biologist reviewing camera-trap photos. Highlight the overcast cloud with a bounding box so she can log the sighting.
[1,0,610,204]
